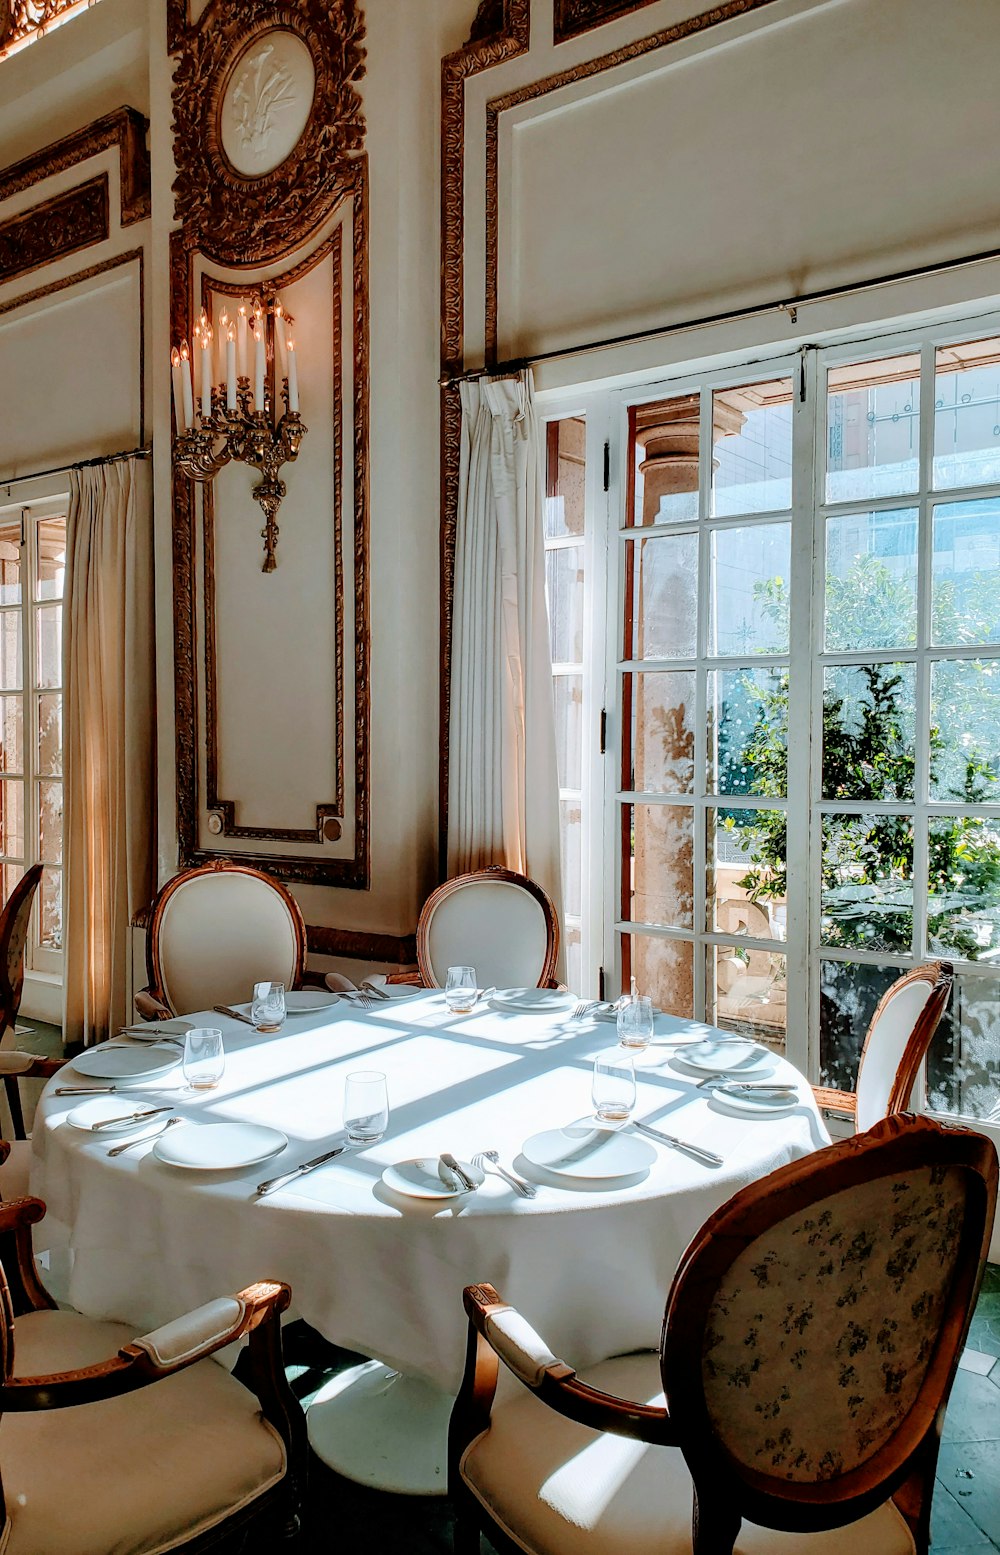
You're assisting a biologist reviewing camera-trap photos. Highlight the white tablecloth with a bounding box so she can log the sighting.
[33,994,830,1392]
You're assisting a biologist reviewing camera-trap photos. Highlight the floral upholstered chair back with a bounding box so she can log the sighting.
[663,1115,996,1535]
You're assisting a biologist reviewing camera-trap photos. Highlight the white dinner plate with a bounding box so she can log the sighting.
[70,1045,182,1084]
[672,1039,771,1075]
[360,978,422,1001]
[153,1122,287,1171]
[521,1124,656,1180]
[488,988,576,1014]
[284,990,340,1014]
[67,1097,172,1135]
[381,1157,486,1199]
[710,1086,800,1118]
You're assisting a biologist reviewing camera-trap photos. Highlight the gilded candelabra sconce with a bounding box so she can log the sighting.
[170,290,306,572]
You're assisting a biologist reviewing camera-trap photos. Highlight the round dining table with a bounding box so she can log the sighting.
[32,990,830,1494]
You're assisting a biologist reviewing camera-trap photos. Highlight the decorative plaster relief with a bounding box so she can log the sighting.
[553,0,659,44]
[0,175,108,286]
[220,29,316,177]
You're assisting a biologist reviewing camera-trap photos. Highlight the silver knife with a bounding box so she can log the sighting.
[56,1085,120,1095]
[255,1145,348,1198]
[439,1151,478,1192]
[91,1104,175,1131]
[632,1119,723,1167]
[214,1005,256,1026]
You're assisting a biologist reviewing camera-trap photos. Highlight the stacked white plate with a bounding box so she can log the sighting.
[70,1045,182,1085]
[154,1122,287,1170]
[520,1123,655,1181]
[488,988,576,1015]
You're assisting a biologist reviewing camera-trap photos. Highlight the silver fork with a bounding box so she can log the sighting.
[572,1000,594,1020]
[472,1150,536,1199]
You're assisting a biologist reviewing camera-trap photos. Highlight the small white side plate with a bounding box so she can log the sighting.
[153,1122,287,1171]
[521,1124,655,1180]
[120,1020,193,1039]
[71,1046,182,1083]
[381,1157,485,1199]
[710,1087,800,1118]
[488,988,576,1014]
[67,1097,170,1134]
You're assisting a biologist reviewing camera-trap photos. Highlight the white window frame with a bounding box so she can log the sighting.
[538,305,1000,1139]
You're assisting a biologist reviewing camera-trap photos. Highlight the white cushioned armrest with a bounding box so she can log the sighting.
[131,1296,246,1369]
[0,1052,35,1075]
[484,1307,562,1388]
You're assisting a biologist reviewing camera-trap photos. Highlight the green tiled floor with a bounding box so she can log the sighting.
[232,1267,1000,1553]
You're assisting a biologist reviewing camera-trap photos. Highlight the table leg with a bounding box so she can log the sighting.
[306,1360,453,1496]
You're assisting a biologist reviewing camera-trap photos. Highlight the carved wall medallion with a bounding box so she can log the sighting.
[171,0,365,265]
[0,175,108,287]
[553,0,659,44]
[0,108,150,226]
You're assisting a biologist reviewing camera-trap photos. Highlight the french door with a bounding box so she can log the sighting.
[542,309,1000,1124]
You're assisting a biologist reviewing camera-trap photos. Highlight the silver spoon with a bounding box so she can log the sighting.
[107,1117,183,1156]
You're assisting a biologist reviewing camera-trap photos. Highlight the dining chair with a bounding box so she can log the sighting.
[811,960,953,1126]
[0,866,67,1193]
[450,1112,997,1555]
[398,866,560,990]
[0,1192,307,1552]
[136,860,308,1019]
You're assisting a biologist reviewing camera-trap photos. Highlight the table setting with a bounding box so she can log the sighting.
[32,974,829,1494]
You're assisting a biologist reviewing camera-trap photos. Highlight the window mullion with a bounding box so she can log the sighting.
[912,342,936,971]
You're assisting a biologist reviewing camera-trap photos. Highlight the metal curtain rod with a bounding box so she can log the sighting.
[0,445,152,493]
[439,242,1000,387]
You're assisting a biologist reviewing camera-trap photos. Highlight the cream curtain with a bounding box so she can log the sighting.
[447,370,563,932]
[62,459,156,1046]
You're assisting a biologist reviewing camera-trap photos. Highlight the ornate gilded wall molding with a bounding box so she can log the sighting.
[0,175,108,287]
[484,0,782,360]
[170,0,365,266]
[0,108,150,226]
[553,0,659,44]
[439,0,529,872]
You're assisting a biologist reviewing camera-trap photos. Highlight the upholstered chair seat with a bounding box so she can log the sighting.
[461,1350,915,1555]
[136,862,308,1019]
[2,1309,287,1555]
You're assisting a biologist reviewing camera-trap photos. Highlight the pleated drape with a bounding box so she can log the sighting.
[62,460,156,1046]
[447,371,563,944]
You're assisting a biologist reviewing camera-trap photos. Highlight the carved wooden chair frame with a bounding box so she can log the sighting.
[812,959,953,1122]
[0,866,67,1137]
[396,865,560,989]
[449,1114,997,1555]
[0,1194,308,1551]
[137,859,308,1019]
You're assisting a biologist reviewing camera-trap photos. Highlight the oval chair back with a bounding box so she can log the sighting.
[416,867,559,991]
[0,866,44,1139]
[855,961,953,1131]
[663,1113,997,1551]
[146,862,306,1016]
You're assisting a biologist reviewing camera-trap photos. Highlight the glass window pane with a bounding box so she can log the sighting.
[824,509,918,651]
[819,959,900,1093]
[711,379,792,517]
[709,808,786,940]
[553,676,582,790]
[926,971,999,1119]
[564,922,583,994]
[632,395,700,527]
[35,516,66,602]
[825,354,920,502]
[0,519,21,606]
[625,671,694,794]
[35,603,62,689]
[0,612,21,691]
[821,663,916,801]
[706,946,786,1054]
[545,417,586,539]
[624,802,693,929]
[546,546,583,664]
[933,336,1000,490]
[710,522,790,655]
[624,533,698,660]
[709,667,787,797]
[821,813,913,953]
[621,933,693,1019]
[38,867,61,951]
[0,696,23,775]
[930,659,1000,803]
[931,498,1000,647]
[3,863,22,909]
[559,799,582,919]
[36,693,61,777]
[0,779,24,857]
[38,779,62,865]
[928,817,1000,961]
